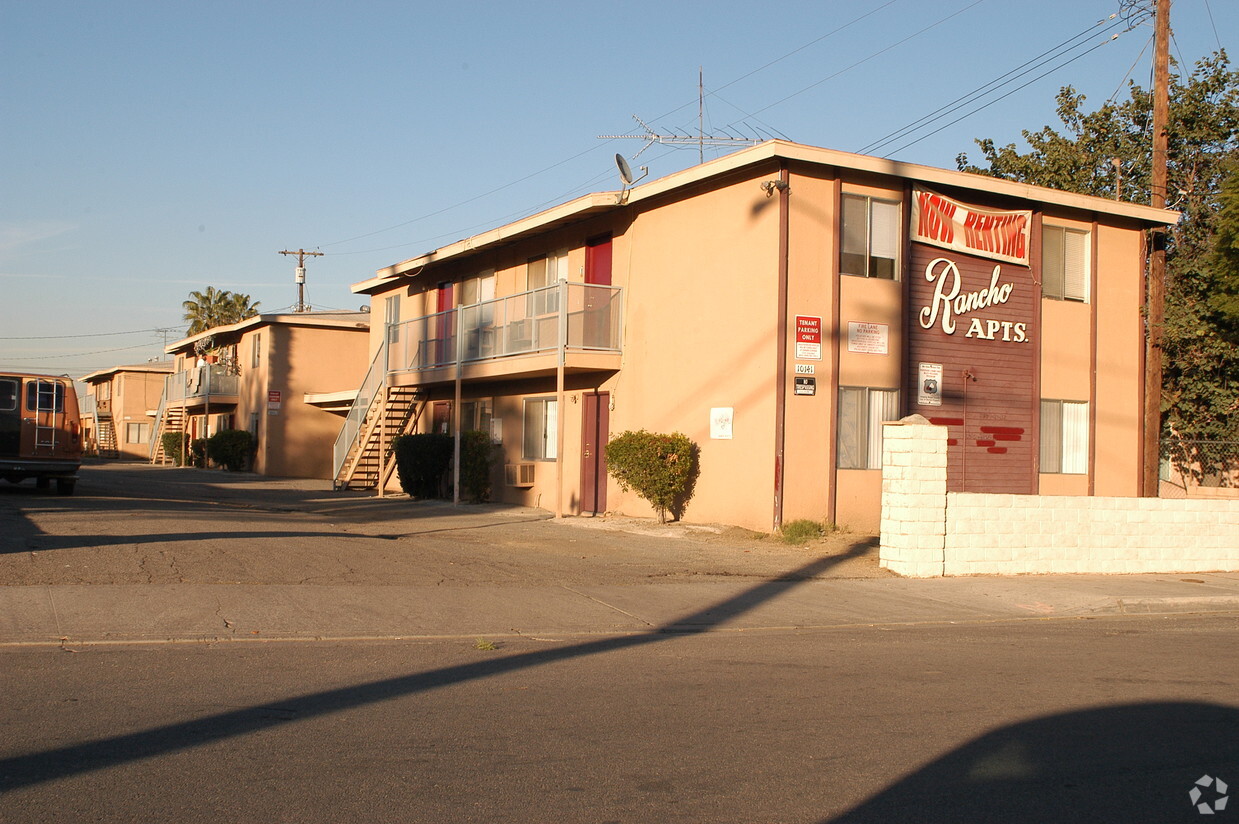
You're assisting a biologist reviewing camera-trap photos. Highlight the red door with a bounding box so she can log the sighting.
[435,282,454,365]
[580,391,609,514]
[585,236,612,285]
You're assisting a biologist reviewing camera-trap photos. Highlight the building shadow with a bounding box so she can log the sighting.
[0,542,873,791]
[827,701,1239,823]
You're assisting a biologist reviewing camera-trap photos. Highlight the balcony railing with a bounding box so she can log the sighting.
[386,282,623,375]
[162,364,240,403]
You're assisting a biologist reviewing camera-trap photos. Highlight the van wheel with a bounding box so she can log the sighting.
[56,479,76,496]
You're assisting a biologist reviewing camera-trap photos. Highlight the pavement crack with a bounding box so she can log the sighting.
[558,585,655,627]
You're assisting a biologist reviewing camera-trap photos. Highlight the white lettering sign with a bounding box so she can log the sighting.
[918,257,1026,342]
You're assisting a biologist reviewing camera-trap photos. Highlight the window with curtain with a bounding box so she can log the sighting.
[1041,225,1089,302]
[841,195,900,280]
[837,387,901,469]
[523,397,558,460]
[125,422,149,444]
[1040,399,1089,474]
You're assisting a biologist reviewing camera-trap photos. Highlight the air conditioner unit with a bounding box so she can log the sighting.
[505,462,536,487]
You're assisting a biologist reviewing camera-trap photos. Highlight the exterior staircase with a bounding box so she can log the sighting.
[150,405,186,465]
[96,416,119,458]
[334,385,424,490]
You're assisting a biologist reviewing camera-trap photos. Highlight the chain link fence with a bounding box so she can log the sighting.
[1159,439,1239,499]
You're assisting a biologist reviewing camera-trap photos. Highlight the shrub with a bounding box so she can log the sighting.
[605,430,699,523]
[189,438,208,468]
[161,432,188,466]
[460,430,495,503]
[392,433,454,498]
[779,518,828,545]
[206,429,254,471]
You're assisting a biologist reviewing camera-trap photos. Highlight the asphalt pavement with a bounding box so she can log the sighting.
[3,461,1239,646]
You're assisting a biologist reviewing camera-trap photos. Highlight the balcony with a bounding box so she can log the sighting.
[161,364,240,407]
[385,282,622,386]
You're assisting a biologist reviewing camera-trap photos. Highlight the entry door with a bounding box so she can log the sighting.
[580,391,609,514]
[435,282,454,365]
[583,236,614,348]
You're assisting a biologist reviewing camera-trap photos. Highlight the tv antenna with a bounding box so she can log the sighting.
[278,248,323,313]
[614,153,648,202]
[599,70,764,163]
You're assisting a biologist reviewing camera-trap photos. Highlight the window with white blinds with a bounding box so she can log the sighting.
[838,387,901,469]
[1040,399,1089,474]
[1042,225,1089,302]
[841,195,901,280]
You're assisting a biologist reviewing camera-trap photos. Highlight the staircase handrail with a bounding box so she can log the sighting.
[333,340,388,481]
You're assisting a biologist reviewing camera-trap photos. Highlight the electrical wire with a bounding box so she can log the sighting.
[858,15,1126,155]
[0,326,178,341]
[2,342,161,361]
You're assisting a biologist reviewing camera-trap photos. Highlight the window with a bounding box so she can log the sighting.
[527,252,566,315]
[460,272,496,359]
[460,399,493,437]
[837,387,900,469]
[0,379,17,412]
[1040,400,1088,474]
[523,398,558,460]
[251,333,262,369]
[249,413,260,439]
[841,195,900,279]
[26,381,64,413]
[1042,225,1089,301]
[384,296,401,345]
[125,422,149,444]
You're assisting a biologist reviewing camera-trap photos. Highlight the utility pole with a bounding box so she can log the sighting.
[1143,0,1170,496]
[278,248,324,313]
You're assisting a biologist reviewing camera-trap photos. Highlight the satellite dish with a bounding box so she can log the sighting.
[616,153,634,186]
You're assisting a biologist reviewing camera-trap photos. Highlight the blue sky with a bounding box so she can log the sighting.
[2,0,1233,377]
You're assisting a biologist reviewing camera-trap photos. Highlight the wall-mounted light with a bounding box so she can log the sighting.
[760,179,790,197]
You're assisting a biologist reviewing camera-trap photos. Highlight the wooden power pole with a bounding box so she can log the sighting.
[1143,0,1171,496]
[279,248,324,313]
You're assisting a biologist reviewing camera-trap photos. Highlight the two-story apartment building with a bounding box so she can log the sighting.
[339,140,1176,533]
[156,311,369,479]
[79,363,174,459]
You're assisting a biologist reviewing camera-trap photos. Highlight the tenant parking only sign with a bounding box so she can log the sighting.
[795,315,822,360]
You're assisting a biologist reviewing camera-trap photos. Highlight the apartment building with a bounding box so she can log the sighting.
[79,363,173,459]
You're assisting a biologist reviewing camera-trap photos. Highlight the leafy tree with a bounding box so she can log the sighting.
[957,51,1239,439]
[606,430,699,523]
[182,286,261,335]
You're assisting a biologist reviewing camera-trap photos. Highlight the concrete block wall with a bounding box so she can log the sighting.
[878,418,948,577]
[879,418,1239,577]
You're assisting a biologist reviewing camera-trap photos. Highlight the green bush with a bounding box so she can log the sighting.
[779,518,830,545]
[605,430,699,523]
[161,432,188,466]
[189,438,207,468]
[460,430,495,503]
[392,433,454,498]
[206,429,254,471]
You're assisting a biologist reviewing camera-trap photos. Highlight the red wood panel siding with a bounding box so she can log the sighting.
[907,242,1039,493]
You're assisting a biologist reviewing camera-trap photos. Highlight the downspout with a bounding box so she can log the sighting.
[773,162,790,532]
[555,278,568,519]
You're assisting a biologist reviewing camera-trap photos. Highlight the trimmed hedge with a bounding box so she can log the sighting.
[392,433,453,498]
[459,430,495,503]
[206,429,254,471]
[606,430,699,523]
[161,432,188,466]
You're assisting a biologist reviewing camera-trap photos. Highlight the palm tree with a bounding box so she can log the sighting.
[182,288,261,335]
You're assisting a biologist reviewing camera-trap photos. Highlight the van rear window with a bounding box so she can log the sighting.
[0,379,16,412]
[25,381,64,413]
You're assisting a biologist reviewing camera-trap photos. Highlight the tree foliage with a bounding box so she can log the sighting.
[958,51,1239,439]
[183,286,261,335]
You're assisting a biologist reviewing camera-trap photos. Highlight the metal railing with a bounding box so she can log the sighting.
[386,282,623,375]
[332,341,387,481]
[161,364,240,403]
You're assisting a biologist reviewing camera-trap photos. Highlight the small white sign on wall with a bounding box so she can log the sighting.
[710,407,734,440]
[847,321,889,354]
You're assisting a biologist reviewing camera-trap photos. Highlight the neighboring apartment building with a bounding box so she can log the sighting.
[337,140,1176,533]
[79,363,174,459]
[155,311,369,479]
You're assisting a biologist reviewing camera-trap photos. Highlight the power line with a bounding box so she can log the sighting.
[0,326,178,341]
[858,14,1126,155]
[1,342,161,361]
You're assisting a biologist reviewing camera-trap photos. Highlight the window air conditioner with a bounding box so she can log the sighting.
[505,462,536,487]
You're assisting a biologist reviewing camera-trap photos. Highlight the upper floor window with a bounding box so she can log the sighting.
[251,333,262,368]
[527,253,567,315]
[458,271,496,306]
[841,195,900,280]
[384,295,401,345]
[1042,225,1089,302]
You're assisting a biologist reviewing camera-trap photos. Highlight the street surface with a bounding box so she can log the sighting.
[2,463,1238,823]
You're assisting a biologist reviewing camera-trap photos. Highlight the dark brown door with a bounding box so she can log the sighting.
[580,391,609,514]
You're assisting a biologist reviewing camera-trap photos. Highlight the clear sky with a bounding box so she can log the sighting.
[2,0,1233,378]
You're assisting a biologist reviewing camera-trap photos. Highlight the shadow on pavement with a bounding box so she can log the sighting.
[0,542,873,791]
[827,701,1239,823]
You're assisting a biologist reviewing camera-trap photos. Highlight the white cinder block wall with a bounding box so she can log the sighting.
[879,418,1239,577]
